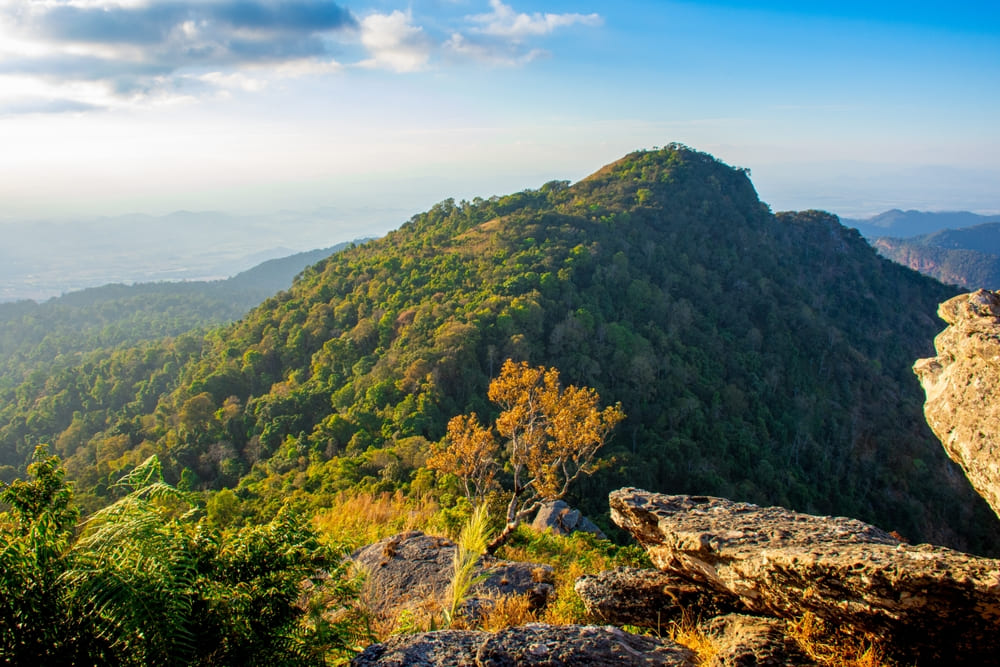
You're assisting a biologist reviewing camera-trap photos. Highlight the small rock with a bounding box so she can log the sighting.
[532,500,607,539]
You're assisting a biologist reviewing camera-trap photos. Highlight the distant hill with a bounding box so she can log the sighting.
[0,241,362,389]
[2,146,998,554]
[872,222,1000,290]
[0,207,401,301]
[842,209,1000,239]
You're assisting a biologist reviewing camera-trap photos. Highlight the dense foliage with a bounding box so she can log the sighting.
[1,145,996,553]
[0,447,363,666]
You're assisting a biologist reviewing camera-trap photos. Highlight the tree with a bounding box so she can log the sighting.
[430,359,625,554]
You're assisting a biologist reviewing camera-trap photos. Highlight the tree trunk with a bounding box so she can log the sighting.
[485,521,517,555]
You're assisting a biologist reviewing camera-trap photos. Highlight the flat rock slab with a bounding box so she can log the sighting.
[351,624,696,666]
[610,488,1000,664]
[351,531,553,619]
[914,289,1000,519]
[575,567,744,629]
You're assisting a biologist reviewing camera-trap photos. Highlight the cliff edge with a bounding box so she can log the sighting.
[914,289,1000,519]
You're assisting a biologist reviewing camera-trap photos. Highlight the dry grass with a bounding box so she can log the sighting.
[477,593,538,632]
[788,612,895,667]
[668,614,719,666]
[312,490,440,547]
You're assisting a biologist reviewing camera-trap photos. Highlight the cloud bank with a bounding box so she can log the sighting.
[0,1,603,112]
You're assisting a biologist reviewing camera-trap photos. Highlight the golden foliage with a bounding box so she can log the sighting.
[488,359,624,501]
[427,413,500,503]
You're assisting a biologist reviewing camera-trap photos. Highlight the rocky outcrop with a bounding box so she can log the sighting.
[914,289,1000,518]
[700,614,815,667]
[351,531,553,619]
[351,624,696,666]
[610,488,1000,664]
[532,500,607,539]
[575,567,744,628]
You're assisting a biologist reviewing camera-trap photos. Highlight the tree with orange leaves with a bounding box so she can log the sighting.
[429,359,625,554]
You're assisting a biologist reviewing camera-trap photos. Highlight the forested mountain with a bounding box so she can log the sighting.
[873,223,1000,289]
[843,209,1000,239]
[2,145,996,553]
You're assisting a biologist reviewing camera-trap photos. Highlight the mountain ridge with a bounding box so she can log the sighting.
[1,145,996,553]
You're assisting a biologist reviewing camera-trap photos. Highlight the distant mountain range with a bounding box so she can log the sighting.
[841,209,1000,239]
[872,223,1000,290]
[0,207,401,301]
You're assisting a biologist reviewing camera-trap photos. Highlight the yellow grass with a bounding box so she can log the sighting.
[787,612,896,667]
[312,489,440,547]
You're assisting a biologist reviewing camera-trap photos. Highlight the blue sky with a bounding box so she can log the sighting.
[0,0,996,229]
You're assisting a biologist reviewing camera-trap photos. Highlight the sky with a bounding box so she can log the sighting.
[0,0,997,232]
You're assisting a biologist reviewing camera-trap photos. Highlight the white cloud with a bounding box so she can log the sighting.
[469,0,602,40]
[443,32,546,66]
[0,0,357,112]
[444,1,602,66]
[359,10,433,73]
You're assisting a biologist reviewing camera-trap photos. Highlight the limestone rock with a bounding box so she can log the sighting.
[532,500,607,539]
[700,614,815,667]
[574,567,744,628]
[610,488,1000,664]
[351,624,696,666]
[913,289,1000,519]
[351,531,554,619]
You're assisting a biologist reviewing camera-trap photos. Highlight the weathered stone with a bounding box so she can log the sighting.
[700,614,815,667]
[532,500,607,539]
[351,624,696,666]
[574,567,744,628]
[351,629,487,666]
[914,289,1000,519]
[610,488,1000,665]
[351,531,554,619]
[476,623,695,666]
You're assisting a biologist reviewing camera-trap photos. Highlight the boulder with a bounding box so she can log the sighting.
[532,500,607,539]
[351,624,696,666]
[574,567,744,628]
[699,614,815,667]
[610,488,1000,664]
[351,531,553,620]
[913,289,1000,519]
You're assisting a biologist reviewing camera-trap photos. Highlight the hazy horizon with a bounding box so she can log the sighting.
[0,0,996,230]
